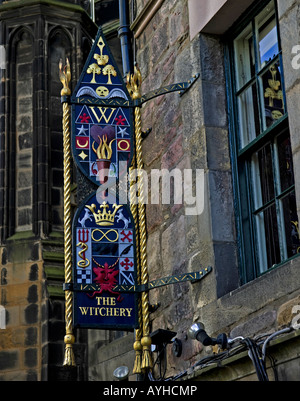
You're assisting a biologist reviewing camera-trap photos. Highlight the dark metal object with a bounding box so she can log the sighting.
[150,329,177,345]
[118,0,133,77]
[172,338,182,357]
[71,266,212,293]
[71,73,200,108]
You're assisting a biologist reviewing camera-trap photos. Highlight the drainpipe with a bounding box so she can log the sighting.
[118,0,133,78]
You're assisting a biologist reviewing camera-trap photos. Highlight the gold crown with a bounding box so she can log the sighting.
[86,202,122,226]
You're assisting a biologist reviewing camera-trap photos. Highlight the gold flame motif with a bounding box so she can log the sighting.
[92,135,115,160]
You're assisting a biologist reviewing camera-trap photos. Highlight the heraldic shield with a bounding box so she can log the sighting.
[72,191,138,330]
[71,27,134,187]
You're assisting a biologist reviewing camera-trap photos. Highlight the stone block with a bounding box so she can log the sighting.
[277,0,297,18]
[16,80,32,97]
[279,6,300,92]
[18,171,32,189]
[17,97,33,115]
[1,267,7,285]
[214,242,239,298]
[230,310,277,339]
[277,294,300,327]
[18,131,33,150]
[208,170,235,242]
[5,306,19,328]
[169,2,188,46]
[17,116,32,134]
[11,327,26,347]
[23,304,38,325]
[147,230,162,280]
[287,85,300,152]
[17,208,32,227]
[161,134,184,170]
[150,20,169,66]
[25,327,37,346]
[161,215,186,276]
[180,87,204,140]
[146,203,163,234]
[24,348,37,368]
[201,81,227,128]
[29,264,38,281]
[26,370,38,381]
[199,34,225,84]
[5,283,30,305]
[206,127,231,171]
[17,152,32,169]
[17,188,32,207]
[27,285,38,304]
[0,350,19,371]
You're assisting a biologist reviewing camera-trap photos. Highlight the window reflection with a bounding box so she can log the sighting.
[258,15,279,68]
[261,61,284,129]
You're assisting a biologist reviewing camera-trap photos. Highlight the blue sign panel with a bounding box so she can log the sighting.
[71,28,134,186]
[72,191,138,330]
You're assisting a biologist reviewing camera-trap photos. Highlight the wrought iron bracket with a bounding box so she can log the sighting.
[60,95,71,104]
[70,73,200,109]
[71,266,212,294]
[138,73,200,105]
[63,282,73,291]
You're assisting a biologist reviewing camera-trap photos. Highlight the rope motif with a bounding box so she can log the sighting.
[127,65,153,371]
[60,59,76,367]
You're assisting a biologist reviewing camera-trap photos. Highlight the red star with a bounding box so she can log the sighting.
[79,113,91,123]
[115,115,126,125]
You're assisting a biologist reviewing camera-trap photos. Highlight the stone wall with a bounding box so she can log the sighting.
[15,31,34,232]
[86,0,300,381]
[0,0,97,381]
[0,238,45,380]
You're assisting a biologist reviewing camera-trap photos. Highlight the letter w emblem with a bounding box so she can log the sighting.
[90,107,115,124]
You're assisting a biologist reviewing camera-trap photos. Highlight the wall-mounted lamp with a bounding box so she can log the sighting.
[113,365,129,381]
[188,323,228,350]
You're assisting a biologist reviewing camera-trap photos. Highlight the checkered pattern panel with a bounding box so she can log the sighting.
[77,269,92,284]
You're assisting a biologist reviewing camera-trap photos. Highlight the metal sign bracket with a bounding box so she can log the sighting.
[70,73,200,109]
[67,266,212,294]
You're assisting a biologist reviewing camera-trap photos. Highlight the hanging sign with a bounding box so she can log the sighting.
[70,27,138,330]
[71,28,134,187]
[72,191,138,330]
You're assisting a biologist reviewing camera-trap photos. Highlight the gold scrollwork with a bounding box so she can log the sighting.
[77,242,90,268]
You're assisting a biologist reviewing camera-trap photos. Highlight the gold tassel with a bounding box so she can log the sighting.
[63,334,76,367]
[60,59,76,368]
[133,334,143,374]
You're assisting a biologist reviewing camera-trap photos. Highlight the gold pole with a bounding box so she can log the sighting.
[59,59,76,367]
[127,65,153,371]
[130,157,143,375]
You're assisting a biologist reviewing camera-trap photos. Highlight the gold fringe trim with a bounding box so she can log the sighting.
[63,344,76,367]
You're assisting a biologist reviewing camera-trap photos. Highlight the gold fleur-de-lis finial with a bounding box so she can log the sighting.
[126,63,142,100]
[59,58,71,96]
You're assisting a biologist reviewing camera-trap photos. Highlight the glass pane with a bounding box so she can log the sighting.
[255,204,280,273]
[276,132,295,192]
[260,60,284,129]
[234,23,255,90]
[281,192,300,258]
[237,83,260,148]
[256,1,279,69]
[251,143,275,209]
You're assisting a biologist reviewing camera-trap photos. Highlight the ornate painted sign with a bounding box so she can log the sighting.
[72,191,138,329]
[71,29,134,186]
[70,28,138,330]
[61,23,206,368]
